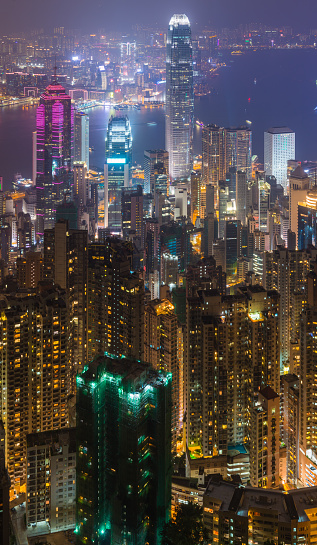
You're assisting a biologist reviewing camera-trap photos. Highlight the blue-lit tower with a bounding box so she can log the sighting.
[165,14,193,181]
[104,115,132,233]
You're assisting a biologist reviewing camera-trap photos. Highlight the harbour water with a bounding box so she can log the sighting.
[1,49,317,189]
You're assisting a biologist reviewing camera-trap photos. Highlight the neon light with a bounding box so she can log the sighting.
[107,158,126,164]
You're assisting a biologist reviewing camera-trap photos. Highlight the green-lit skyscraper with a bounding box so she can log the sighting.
[76,353,172,545]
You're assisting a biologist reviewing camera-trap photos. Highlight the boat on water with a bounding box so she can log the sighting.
[254,78,257,84]
[231,50,243,55]
[147,122,157,126]
[246,120,252,125]
[195,120,204,127]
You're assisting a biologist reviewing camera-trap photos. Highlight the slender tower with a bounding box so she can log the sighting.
[165,14,193,181]
[36,72,74,237]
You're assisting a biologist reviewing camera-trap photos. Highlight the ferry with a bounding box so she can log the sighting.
[246,120,252,125]
[147,122,157,126]
[231,50,244,55]
[195,120,204,127]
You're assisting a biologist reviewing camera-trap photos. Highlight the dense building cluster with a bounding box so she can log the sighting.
[2,12,317,545]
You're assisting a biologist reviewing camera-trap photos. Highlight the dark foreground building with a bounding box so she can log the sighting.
[76,354,172,545]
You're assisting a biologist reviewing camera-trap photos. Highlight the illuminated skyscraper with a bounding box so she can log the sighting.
[165,14,193,181]
[104,115,132,233]
[202,125,252,209]
[36,77,74,236]
[76,354,172,545]
[74,111,89,171]
[120,39,136,83]
[264,127,295,191]
[0,286,69,496]
[144,150,169,194]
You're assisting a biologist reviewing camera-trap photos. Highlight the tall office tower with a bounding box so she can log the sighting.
[298,187,317,250]
[16,251,43,288]
[145,218,160,275]
[280,374,299,485]
[153,163,169,195]
[236,171,247,225]
[202,126,251,195]
[0,286,69,496]
[144,150,169,194]
[226,127,252,180]
[44,221,88,387]
[74,111,89,171]
[185,285,279,457]
[120,39,136,83]
[32,131,37,185]
[121,184,143,239]
[165,14,194,181]
[289,166,310,247]
[250,386,280,488]
[262,247,313,373]
[73,161,88,207]
[26,428,76,535]
[191,171,201,224]
[218,181,229,238]
[104,115,132,233]
[36,77,74,236]
[264,127,295,191]
[225,219,241,281]
[226,167,237,202]
[87,239,144,363]
[174,186,188,219]
[76,354,172,545]
[202,124,225,208]
[144,299,179,447]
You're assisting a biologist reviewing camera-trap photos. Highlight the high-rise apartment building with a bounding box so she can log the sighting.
[104,115,132,233]
[26,428,76,536]
[250,386,280,488]
[0,286,69,496]
[165,14,193,180]
[264,127,295,191]
[74,111,89,171]
[262,247,312,373]
[144,299,179,447]
[44,221,88,387]
[36,78,74,236]
[76,354,172,545]
[87,239,144,363]
[185,285,279,457]
[16,251,43,288]
[144,150,169,194]
[280,374,299,485]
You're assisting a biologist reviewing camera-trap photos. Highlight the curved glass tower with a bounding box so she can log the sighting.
[165,14,194,181]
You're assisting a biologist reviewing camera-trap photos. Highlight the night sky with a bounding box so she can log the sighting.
[0,0,316,33]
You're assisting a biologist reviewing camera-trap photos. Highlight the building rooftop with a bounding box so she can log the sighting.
[266,126,294,134]
[169,14,190,27]
[204,477,317,523]
[260,385,279,400]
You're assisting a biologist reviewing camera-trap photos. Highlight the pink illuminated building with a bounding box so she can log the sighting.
[36,78,74,236]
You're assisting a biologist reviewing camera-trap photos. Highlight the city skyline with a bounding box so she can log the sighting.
[1,1,316,34]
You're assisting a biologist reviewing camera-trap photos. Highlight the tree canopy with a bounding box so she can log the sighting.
[161,502,209,545]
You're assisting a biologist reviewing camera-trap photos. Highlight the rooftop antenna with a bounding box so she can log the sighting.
[53,54,57,83]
